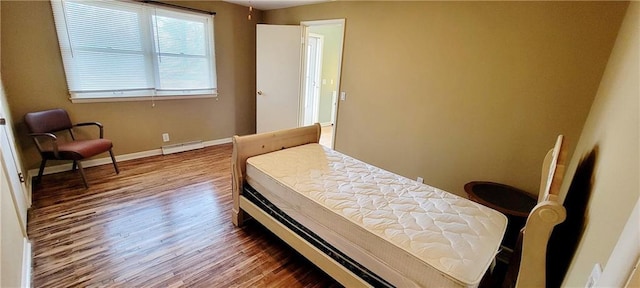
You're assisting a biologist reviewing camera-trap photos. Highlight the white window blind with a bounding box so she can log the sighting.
[50,0,217,101]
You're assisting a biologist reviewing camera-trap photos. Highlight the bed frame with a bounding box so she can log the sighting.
[514,135,567,288]
[231,124,567,287]
[231,123,371,286]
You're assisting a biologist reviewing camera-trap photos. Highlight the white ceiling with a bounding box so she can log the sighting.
[223,0,330,11]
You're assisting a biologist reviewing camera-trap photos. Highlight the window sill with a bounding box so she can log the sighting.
[69,94,218,104]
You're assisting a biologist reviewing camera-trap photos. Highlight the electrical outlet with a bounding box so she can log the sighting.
[162,133,170,142]
[417,177,424,183]
[586,263,602,288]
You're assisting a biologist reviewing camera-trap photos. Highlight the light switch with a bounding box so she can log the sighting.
[340,92,346,101]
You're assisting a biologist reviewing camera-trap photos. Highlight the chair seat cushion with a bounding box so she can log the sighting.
[42,139,113,160]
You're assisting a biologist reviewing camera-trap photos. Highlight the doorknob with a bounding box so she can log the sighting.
[257,91,263,95]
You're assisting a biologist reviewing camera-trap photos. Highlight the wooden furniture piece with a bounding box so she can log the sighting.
[511,135,568,288]
[24,108,119,188]
[232,124,509,287]
[232,125,370,286]
[232,124,321,226]
[465,181,537,250]
[231,125,566,287]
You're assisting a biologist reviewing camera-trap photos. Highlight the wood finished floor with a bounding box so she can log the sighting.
[28,144,341,287]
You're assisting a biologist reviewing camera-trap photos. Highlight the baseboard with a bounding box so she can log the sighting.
[203,138,232,147]
[21,239,31,288]
[27,137,232,180]
[161,141,204,155]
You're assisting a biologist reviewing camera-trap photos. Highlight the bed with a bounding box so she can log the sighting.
[231,124,566,287]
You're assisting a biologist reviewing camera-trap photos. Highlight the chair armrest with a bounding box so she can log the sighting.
[75,122,104,138]
[29,132,60,158]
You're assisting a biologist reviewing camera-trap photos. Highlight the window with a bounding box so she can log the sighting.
[51,0,217,102]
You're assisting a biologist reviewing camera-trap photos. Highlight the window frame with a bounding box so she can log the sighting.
[50,0,218,103]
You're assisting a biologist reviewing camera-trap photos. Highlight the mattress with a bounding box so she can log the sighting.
[245,144,507,287]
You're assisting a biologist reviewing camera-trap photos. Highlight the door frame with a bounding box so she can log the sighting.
[302,33,324,126]
[300,19,345,149]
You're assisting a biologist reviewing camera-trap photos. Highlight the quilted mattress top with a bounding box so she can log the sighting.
[246,144,507,285]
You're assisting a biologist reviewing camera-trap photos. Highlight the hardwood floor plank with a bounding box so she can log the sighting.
[28,144,341,287]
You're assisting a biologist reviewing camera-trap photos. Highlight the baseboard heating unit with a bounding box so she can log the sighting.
[161,140,204,155]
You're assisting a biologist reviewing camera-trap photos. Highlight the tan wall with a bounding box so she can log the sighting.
[560,2,639,286]
[264,1,627,197]
[1,0,261,170]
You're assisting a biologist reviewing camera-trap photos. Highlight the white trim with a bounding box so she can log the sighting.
[300,19,345,26]
[599,198,640,287]
[308,33,324,125]
[21,239,31,288]
[161,141,204,155]
[300,19,345,149]
[27,137,232,179]
[203,137,232,147]
[70,94,217,104]
[52,0,218,104]
[27,149,160,178]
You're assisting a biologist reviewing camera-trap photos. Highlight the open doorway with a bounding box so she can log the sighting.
[302,33,323,126]
[300,19,345,149]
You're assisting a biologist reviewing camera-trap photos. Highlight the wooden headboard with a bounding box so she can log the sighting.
[516,135,568,287]
[231,124,321,226]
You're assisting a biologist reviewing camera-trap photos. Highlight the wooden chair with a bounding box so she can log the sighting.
[24,108,119,188]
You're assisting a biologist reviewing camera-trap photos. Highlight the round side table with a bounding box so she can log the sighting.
[464,181,537,250]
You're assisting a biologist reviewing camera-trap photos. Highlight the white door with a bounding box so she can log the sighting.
[0,83,29,288]
[1,144,28,288]
[256,24,303,133]
[0,93,28,229]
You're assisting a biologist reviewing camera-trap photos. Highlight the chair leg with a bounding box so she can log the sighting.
[76,161,89,189]
[109,149,120,174]
[72,160,77,171]
[36,159,47,183]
